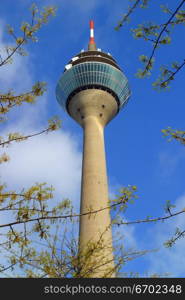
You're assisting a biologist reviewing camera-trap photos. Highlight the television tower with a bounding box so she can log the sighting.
[56,21,130,277]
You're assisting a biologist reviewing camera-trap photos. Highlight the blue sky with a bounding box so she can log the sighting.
[0,0,185,277]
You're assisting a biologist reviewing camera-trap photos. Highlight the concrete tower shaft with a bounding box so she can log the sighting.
[68,89,117,277]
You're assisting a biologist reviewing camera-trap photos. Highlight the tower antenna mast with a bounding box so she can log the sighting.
[88,20,97,51]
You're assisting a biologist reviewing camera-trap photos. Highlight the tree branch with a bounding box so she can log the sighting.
[0,200,125,229]
[144,0,185,73]
[0,128,51,147]
[115,0,141,30]
[172,229,185,244]
[0,202,184,229]
[0,90,32,102]
[160,59,185,87]
[115,210,185,225]
[0,39,25,67]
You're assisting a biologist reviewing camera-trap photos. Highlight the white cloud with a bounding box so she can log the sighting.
[113,222,137,250]
[0,16,82,275]
[145,193,185,277]
[0,15,82,207]
[0,98,82,276]
[0,54,32,94]
[0,128,82,202]
[0,19,33,94]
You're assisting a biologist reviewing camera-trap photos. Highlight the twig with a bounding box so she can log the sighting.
[160,59,185,87]
[0,128,50,147]
[0,39,25,67]
[115,210,185,225]
[144,0,185,72]
[115,0,141,30]
[0,204,184,229]
[0,200,124,229]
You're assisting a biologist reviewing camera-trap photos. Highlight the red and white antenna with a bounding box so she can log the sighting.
[89,20,95,44]
[88,20,97,51]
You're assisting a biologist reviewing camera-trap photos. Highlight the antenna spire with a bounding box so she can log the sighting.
[88,20,97,51]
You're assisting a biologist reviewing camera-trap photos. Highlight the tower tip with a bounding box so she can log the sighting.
[90,20,94,28]
[88,20,97,51]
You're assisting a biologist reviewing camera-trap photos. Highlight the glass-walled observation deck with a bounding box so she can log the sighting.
[56,62,130,112]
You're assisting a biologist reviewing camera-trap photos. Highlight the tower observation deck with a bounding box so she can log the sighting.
[56,47,130,116]
[56,21,131,278]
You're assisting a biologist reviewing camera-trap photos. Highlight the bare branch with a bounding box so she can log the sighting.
[115,0,141,30]
[144,0,185,73]
[0,201,184,229]
[160,59,185,88]
[0,200,125,229]
[0,127,55,147]
[0,39,25,67]
[161,127,185,145]
[115,210,185,226]
[172,229,185,244]
[0,91,32,102]
[148,19,185,30]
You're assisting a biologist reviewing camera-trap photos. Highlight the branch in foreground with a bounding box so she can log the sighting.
[0,199,126,229]
[143,0,185,74]
[161,127,185,145]
[0,202,184,229]
[164,229,185,247]
[115,209,185,226]
[0,82,47,115]
[0,129,49,147]
[157,59,185,89]
[0,37,25,68]
[115,0,141,30]
[0,116,61,147]
[0,5,56,68]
